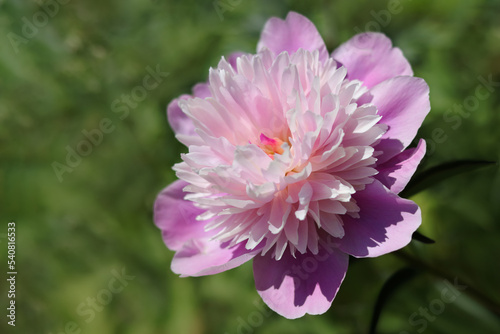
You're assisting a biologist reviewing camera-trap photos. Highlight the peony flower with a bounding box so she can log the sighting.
[155,12,430,319]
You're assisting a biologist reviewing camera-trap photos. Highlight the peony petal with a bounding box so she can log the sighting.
[154,180,209,251]
[155,182,261,277]
[167,95,197,137]
[332,32,413,88]
[192,82,211,99]
[172,240,262,277]
[167,81,212,137]
[338,180,421,258]
[376,139,426,194]
[359,76,430,164]
[253,242,348,319]
[257,12,328,62]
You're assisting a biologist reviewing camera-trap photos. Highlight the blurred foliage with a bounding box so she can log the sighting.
[0,0,499,333]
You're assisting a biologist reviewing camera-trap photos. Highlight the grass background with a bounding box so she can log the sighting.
[1,0,500,333]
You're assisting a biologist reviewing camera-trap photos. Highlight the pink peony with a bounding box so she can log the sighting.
[155,12,430,318]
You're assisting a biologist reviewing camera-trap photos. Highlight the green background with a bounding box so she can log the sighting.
[1,0,500,333]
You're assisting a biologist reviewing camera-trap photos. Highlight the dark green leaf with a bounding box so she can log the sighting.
[412,231,435,244]
[401,160,497,198]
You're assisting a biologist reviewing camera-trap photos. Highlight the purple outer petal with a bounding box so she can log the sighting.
[376,139,426,194]
[154,180,261,277]
[167,82,210,137]
[359,76,430,164]
[172,241,262,277]
[257,12,329,62]
[253,243,349,319]
[338,180,421,258]
[332,32,413,88]
[192,82,211,99]
[167,95,197,137]
[167,83,211,137]
[154,180,207,251]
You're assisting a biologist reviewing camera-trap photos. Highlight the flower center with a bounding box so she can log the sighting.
[258,133,285,159]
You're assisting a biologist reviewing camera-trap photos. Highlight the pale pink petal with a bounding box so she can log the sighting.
[172,241,262,277]
[154,180,208,251]
[332,32,413,88]
[338,180,421,258]
[358,76,430,164]
[253,243,348,319]
[376,139,426,194]
[257,12,328,62]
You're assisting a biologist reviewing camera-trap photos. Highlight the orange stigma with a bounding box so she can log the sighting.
[258,133,285,158]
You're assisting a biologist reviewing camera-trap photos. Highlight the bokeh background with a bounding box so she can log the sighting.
[1,0,500,333]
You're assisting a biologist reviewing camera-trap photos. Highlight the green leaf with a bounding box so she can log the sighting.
[401,160,497,198]
[412,231,435,244]
[369,267,419,334]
